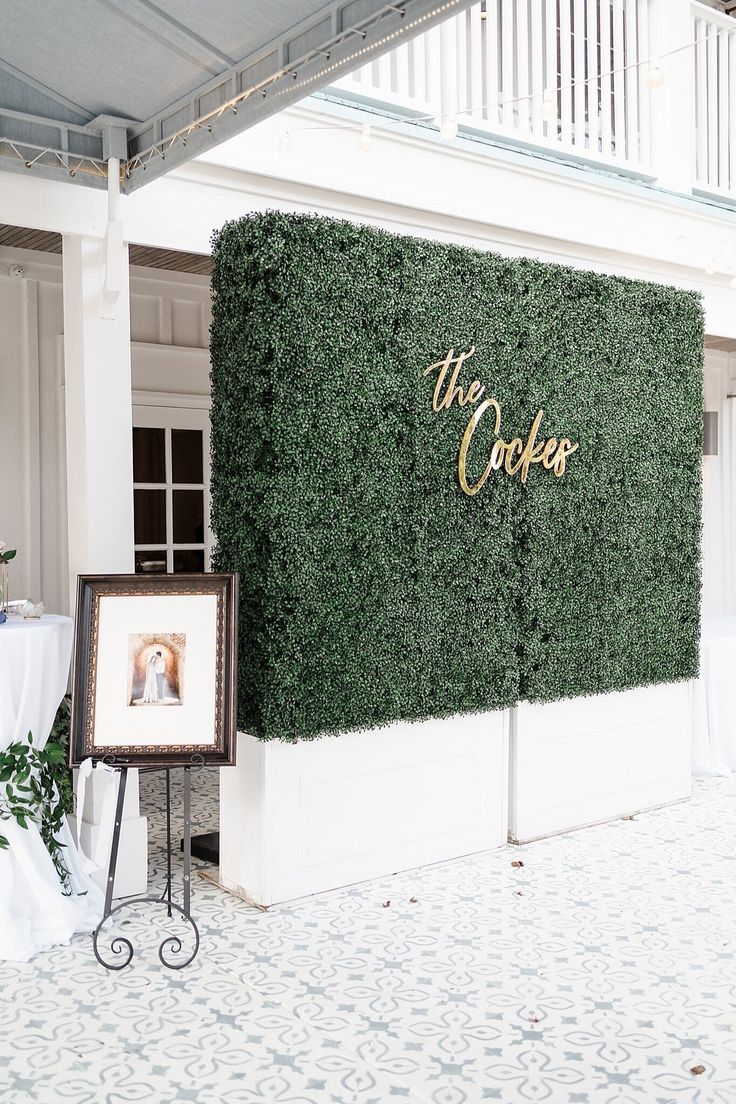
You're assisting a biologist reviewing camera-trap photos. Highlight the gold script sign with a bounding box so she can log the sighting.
[424,347,579,496]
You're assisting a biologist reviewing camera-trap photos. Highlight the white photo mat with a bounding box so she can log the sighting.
[93,593,218,748]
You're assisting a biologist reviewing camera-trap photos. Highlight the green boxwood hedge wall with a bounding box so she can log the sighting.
[210,212,703,741]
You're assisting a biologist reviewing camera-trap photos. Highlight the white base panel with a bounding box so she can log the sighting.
[220,711,508,908]
[68,814,148,898]
[73,766,140,822]
[509,682,692,844]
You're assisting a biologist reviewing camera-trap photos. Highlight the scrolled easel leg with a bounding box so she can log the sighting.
[91,763,200,971]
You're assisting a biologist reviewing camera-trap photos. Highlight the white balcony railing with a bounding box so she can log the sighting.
[331,0,736,201]
[335,0,651,173]
[693,1,736,196]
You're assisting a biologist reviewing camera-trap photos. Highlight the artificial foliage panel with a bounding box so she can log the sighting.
[210,212,703,741]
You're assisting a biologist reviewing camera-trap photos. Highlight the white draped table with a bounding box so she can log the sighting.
[692,616,736,777]
[0,614,103,961]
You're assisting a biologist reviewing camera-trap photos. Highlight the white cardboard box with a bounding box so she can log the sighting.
[220,710,509,908]
[68,814,148,899]
[509,681,692,843]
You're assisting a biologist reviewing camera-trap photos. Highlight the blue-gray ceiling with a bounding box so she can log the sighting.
[0,0,471,191]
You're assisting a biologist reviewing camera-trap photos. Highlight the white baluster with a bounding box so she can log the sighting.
[469,4,484,127]
[586,0,600,151]
[516,0,531,132]
[426,24,443,118]
[637,0,650,166]
[600,0,613,156]
[544,0,558,140]
[719,26,729,189]
[708,16,718,187]
[456,10,469,119]
[531,0,545,134]
[573,0,586,148]
[485,0,501,125]
[411,32,427,106]
[612,0,625,158]
[377,49,391,94]
[624,0,638,163]
[502,0,515,128]
[395,41,410,101]
[560,0,573,144]
[440,15,459,123]
[729,31,736,193]
[695,17,708,184]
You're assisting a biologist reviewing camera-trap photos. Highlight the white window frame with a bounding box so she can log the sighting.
[132,398,212,573]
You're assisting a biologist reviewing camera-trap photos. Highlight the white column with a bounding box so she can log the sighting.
[647,0,694,193]
[62,233,134,605]
[63,228,143,900]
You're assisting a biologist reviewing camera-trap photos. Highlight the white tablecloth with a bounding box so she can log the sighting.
[693,616,736,776]
[0,615,103,961]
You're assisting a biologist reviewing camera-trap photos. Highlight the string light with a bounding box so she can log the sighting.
[645,62,665,89]
[359,122,372,152]
[440,115,458,141]
[541,89,556,122]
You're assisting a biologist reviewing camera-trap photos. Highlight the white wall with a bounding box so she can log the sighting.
[702,349,736,618]
[0,246,210,615]
[0,253,65,609]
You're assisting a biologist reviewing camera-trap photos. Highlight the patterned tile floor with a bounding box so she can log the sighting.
[2,771,736,1103]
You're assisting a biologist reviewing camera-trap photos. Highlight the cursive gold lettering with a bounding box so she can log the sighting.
[553,438,579,476]
[428,347,579,495]
[423,346,484,412]
[504,438,524,475]
[458,398,501,496]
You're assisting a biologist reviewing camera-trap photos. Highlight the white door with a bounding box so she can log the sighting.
[131,404,211,575]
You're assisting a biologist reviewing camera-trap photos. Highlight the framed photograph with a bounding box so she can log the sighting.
[70,573,238,768]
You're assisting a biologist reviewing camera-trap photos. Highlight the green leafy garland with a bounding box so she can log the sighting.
[0,696,75,894]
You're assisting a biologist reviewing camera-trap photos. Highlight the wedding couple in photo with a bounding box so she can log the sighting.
[128,637,184,708]
[142,650,167,704]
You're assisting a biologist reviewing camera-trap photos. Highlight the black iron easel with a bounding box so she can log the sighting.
[92,763,200,971]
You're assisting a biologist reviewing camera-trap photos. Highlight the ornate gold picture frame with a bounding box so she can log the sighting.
[70,573,238,767]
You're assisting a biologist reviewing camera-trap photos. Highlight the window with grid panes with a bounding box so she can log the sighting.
[132,419,209,574]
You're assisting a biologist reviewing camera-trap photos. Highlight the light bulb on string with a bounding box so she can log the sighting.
[278,132,293,155]
[541,89,556,123]
[704,257,717,276]
[440,115,458,141]
[646,63,664,90]
[359,123,372,152]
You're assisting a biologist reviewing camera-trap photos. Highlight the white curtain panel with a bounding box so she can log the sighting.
[0,616,103,962]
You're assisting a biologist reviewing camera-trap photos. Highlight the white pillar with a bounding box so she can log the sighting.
[647,0,694,194]
[63,229,144,899]
[62,233,134,605]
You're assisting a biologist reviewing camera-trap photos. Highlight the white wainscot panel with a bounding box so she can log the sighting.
[509,682,692,844]
[220,711,508,908]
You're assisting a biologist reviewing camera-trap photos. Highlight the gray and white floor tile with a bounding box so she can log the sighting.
[2,768,736,1103]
